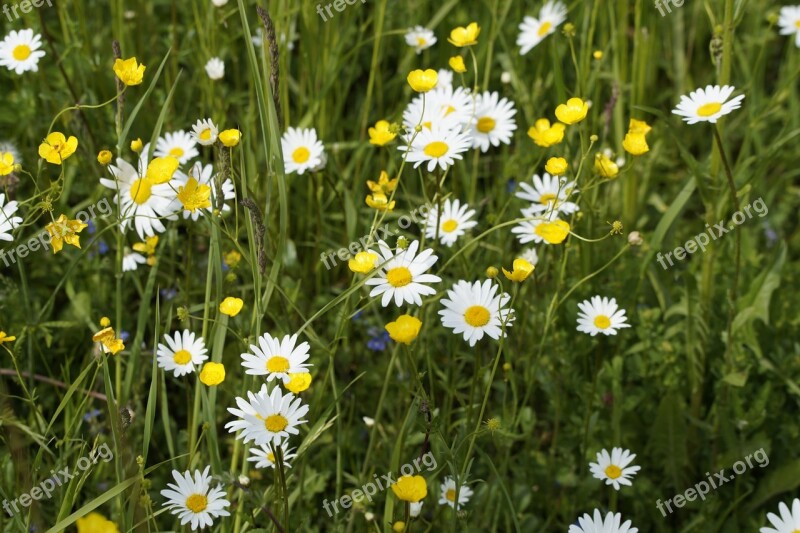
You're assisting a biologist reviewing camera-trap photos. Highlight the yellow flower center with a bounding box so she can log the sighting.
[593,315,611,329]
[386,267,412,288]
[173,349,192,365]
[199,128,212,141]
[445,489,456,502]
[267,452,276,463]
[537,21,553,37]
[539,193,557,204]
[264,414,289,432]
[130,178,153,205]
[464,305,490,327]
[696,102,722,117]
[169,147,185,158]
[185,493,208,512]
[292,146,310,163]
[416,37,427,46]
[604,465,622,479]
[423,141,449,158]
[476,116,496,133]
[443,105,456,116]
[441,219,458,233]
[796,20,800,28]
[13,44,31,61]
[266,356,290,373]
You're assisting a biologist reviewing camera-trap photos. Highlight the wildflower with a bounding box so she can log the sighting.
[423,198,478,247]
[281,127,326,175]
[92,326,125,355]
[0,331,16,346]
[486,417,502,431]
[365,193,395,211]
[113,57,145,86]
[437,68,454,89]
[399,124,472,172]
[366,170,398,194]
[517,1,568,54]
[672,85,745,124]
[45,214,88,253]
[545,156,568,175]
[224,250,242,269]
[0,152,14,176]
[130,138,143,152]
[368,120,397,146]
[365,240,441,307]
[628,231,643,246]
[439,279,514,346]
[160,466,231,530]
[191,118,219,146]
[405,26,437,54]
[502,258,535,282]
[385,315,422,345]
[778,6,800,47]
[38,132,78,165]
[366,328,391,351]
[622,133,649,156]
[410,502,423,518]
[0,193,22,241]
[122,250,147,272]
[449,55,466,73]
[285,372,312,394]
[628,118,651,135]
[447,22,480,47]
[240,332,311,384]
[391,475,427,503]
[247,444,297,469]
[470,91,518,152]
[156,330,208,377]
[568,510,639,533]
[402,84,473,132]
[0,29,45,74]
[760,498,800,533]
[225,383,310,445]
[555,97,588,125]
[576,295,631,336]
[593,50,603,59]
[348,251,379,273]
[145,156,180,184]
[154,131,198,165]
[205,57,225,80]
[595,152,619,178]
[97,150,113,166]
[439,477,473,510]
[486,266,498,278]
[537,219,571,244]
[393,522,406,532]
[516,173,579,216]
[219,128,241,147]
[219,297,244,317]
[199,362,226,386]
[589,447,641,491]
[177,176,212,213]
[132,235,159,264]
[76,512,119,533]
[527,118,565,147]
[407,68,438,92]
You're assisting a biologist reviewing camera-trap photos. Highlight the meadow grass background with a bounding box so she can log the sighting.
[1,0,799,531]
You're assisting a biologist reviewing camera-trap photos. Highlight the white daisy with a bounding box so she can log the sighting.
[569,509,638,533]
[424,198,478,247]
[511,210,568,246]
[405,26,437,54]
[225,383,310,446]
[0,193,22,242]
[247,444,297,469]
[439,279,514,347]
[438,477,473,510]
[240,332,311,384]
[365,240,441,307]
[154,131,199,165]
[517,1,568,55]
[576,295,631,336]
[122,250,147,272]
[515,172,579,216]
[160,466,230,530]
[672,85,745,124]
[470,91,517,152]
[436,69,453,91]
[191,118,219,146]
[99,150,179,240]
[205,57,225,80]
[520,247,539,266]
[589,448,641,491]
[0,29,46,75]
[173,162,236,220]
[156,330,209,377]
[399,124,472,173]
[403,86,474,132]
[778,6,800,48]
[281,127,326,175]
[760,498,800,533]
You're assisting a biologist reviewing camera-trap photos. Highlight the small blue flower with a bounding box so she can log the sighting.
[160,287,178,301]
[86,220,97,235]
[98,240,109,255]
[506,179,517,193]
[366,327,391,351]
[83,408,101,422]
[119,330,130,342]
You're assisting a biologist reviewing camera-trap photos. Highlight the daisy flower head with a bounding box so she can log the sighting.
[0,29,46,74]
[439,279,514,347]
[399,124,472,173]
[672,85,745,124]
[576,295,631,336]
[403,85,473,132]
[365,240,441,307]
[174,162,236,220]
[589,448,641,490]
[154,131,199,165]
[205,57,225,80]
[423,198,478,247]
[0,193,23,242]
[160,466,230,530]
[569,509,638,533]
[760,498,800,533]
[515,172,579,216]
[281,127,326,175]
[439,477,473,510]
[156,330,208,377]
[191,118,219,146]
[240,332,311,384]
[247,444,297,469]
[778,6,800,47]
[225,383,310,446]
[517,1,568,55]
[122,250,147,272]
[405,26,437,54]
[470,91,518,152]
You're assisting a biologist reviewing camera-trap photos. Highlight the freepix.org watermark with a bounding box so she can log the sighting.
[654,0,685,16]
[2,0,52,22]
[315,0,366,22]
[322,451,437,517]
[655,448,769,517]
[656,197,768,270]
[3,443,113,517]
